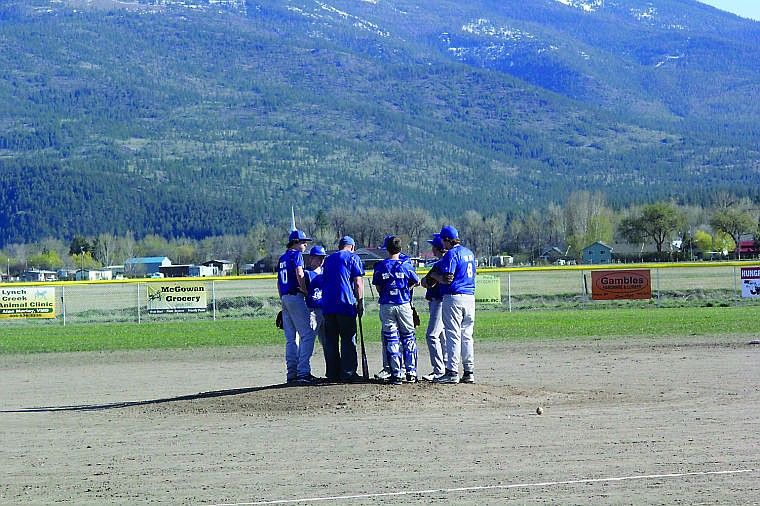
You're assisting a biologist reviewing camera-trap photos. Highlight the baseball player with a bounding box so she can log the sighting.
[372,235,420,384]
[374,237,413,381]
[321,236,365,383]
[430,225,476,384]
[277,229,320,385]
[305,245,328,366]
[420,233,447,381]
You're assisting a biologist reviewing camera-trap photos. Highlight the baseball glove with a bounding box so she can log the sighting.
[275,310,283,329]
[411,305,421,327]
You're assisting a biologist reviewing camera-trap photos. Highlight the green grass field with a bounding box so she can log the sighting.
[1,306,757,355]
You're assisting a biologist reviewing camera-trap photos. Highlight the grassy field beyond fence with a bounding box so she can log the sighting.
[1,306,758,355]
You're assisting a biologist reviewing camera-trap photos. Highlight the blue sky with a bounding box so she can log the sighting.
[698,1,760,20]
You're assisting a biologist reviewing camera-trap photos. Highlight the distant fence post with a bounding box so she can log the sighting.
[137,282,141,324]
[212,281,217,321]
[61,286,66,326]
[580,270,586,310]
[507,273,512,312]
[733,266,738,305]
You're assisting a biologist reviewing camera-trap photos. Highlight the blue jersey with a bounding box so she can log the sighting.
[425,259,444,301]
[277,249,304,296]
[321,249,365,316]
[439,245,476,296]
[305,268,323,309]
[373,258,419,305]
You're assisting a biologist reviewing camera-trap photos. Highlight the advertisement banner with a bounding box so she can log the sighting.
[591,270,651,300]
[475,275,501,304]
[147,282,207,314]
[740,266,760,298]
[0,286,56,318]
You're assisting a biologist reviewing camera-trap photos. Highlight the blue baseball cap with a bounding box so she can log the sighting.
[440,225,459,240]
[426,233,445,250]
[381,235,395,250]
[309,245,327,256]
[339,236,355,247]
[289,229,312,242]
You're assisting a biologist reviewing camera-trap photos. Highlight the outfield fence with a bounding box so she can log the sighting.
[1,262,759,326]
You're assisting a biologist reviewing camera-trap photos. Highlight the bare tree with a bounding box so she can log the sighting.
[483,213,507,258]
[565,190,610,256]
[93,233,118,266]
[460,210,488,255]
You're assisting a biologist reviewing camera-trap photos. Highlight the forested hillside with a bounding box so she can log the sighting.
[1,0,759,247]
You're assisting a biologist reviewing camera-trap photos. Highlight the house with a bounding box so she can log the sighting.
[737,240,760,258]
[57,268,78,280]
[582,242,613,264]
[243,262,269,274]
[76,269,113,281]
[201,259,235,276]
[539,247,565,264]
[125,257,172,277]
[487,255,514,267]
[20,269,58,282]
[159,264,215,278]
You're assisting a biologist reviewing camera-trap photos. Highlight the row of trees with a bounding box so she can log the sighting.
[3,191,759,276]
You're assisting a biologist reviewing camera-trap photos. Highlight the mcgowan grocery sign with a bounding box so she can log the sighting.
[147,282,207,314]
[591,270,651,300]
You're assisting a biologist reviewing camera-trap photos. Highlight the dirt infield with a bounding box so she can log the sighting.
[1,336,758,505]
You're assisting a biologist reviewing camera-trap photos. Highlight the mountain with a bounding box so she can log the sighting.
[1,0,759,246]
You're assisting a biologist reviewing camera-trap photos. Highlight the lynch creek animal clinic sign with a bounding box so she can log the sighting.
[590,270,651,300]
[147,283,207,314]
[741,266,760,298]
[0,286,56,318]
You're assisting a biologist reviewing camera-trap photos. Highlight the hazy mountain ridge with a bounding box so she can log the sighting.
[0,0,758,246]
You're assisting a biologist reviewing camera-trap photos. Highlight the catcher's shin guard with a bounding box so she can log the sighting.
[400,331,417,376]
[383,330,402,378]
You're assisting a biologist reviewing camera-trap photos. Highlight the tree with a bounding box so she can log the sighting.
[93,233,118,266]
[28,250,62,270]
[565,190,611,260]
[71,251,99,270]
[691,230,713,255]
[460,210,487,256]
[483,213,507,258]
[69,235,92,256]
[618,202,682,255]
[710,207,757,259]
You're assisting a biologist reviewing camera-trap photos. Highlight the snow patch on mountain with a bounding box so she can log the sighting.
[288,1,390,37]
[461,18,536,42]
[553,0,603,13]
[630,5,657,22]
[447,18,560,64]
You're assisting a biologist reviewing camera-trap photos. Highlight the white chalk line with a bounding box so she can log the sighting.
[210,468,755,505]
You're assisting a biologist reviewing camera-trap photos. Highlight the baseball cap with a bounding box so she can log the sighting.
[309,245,327,256]
[440,225,459,240]
[381,235,395,250]
[339,236,355,247]
[289,229,312,242]
[426,233,445,250]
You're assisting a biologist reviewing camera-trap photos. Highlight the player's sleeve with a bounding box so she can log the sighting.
[439,251,454,274]
[407,264,420,285]
[351,254,365,277]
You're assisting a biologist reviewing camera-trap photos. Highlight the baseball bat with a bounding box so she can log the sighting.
[358,313,369,380]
